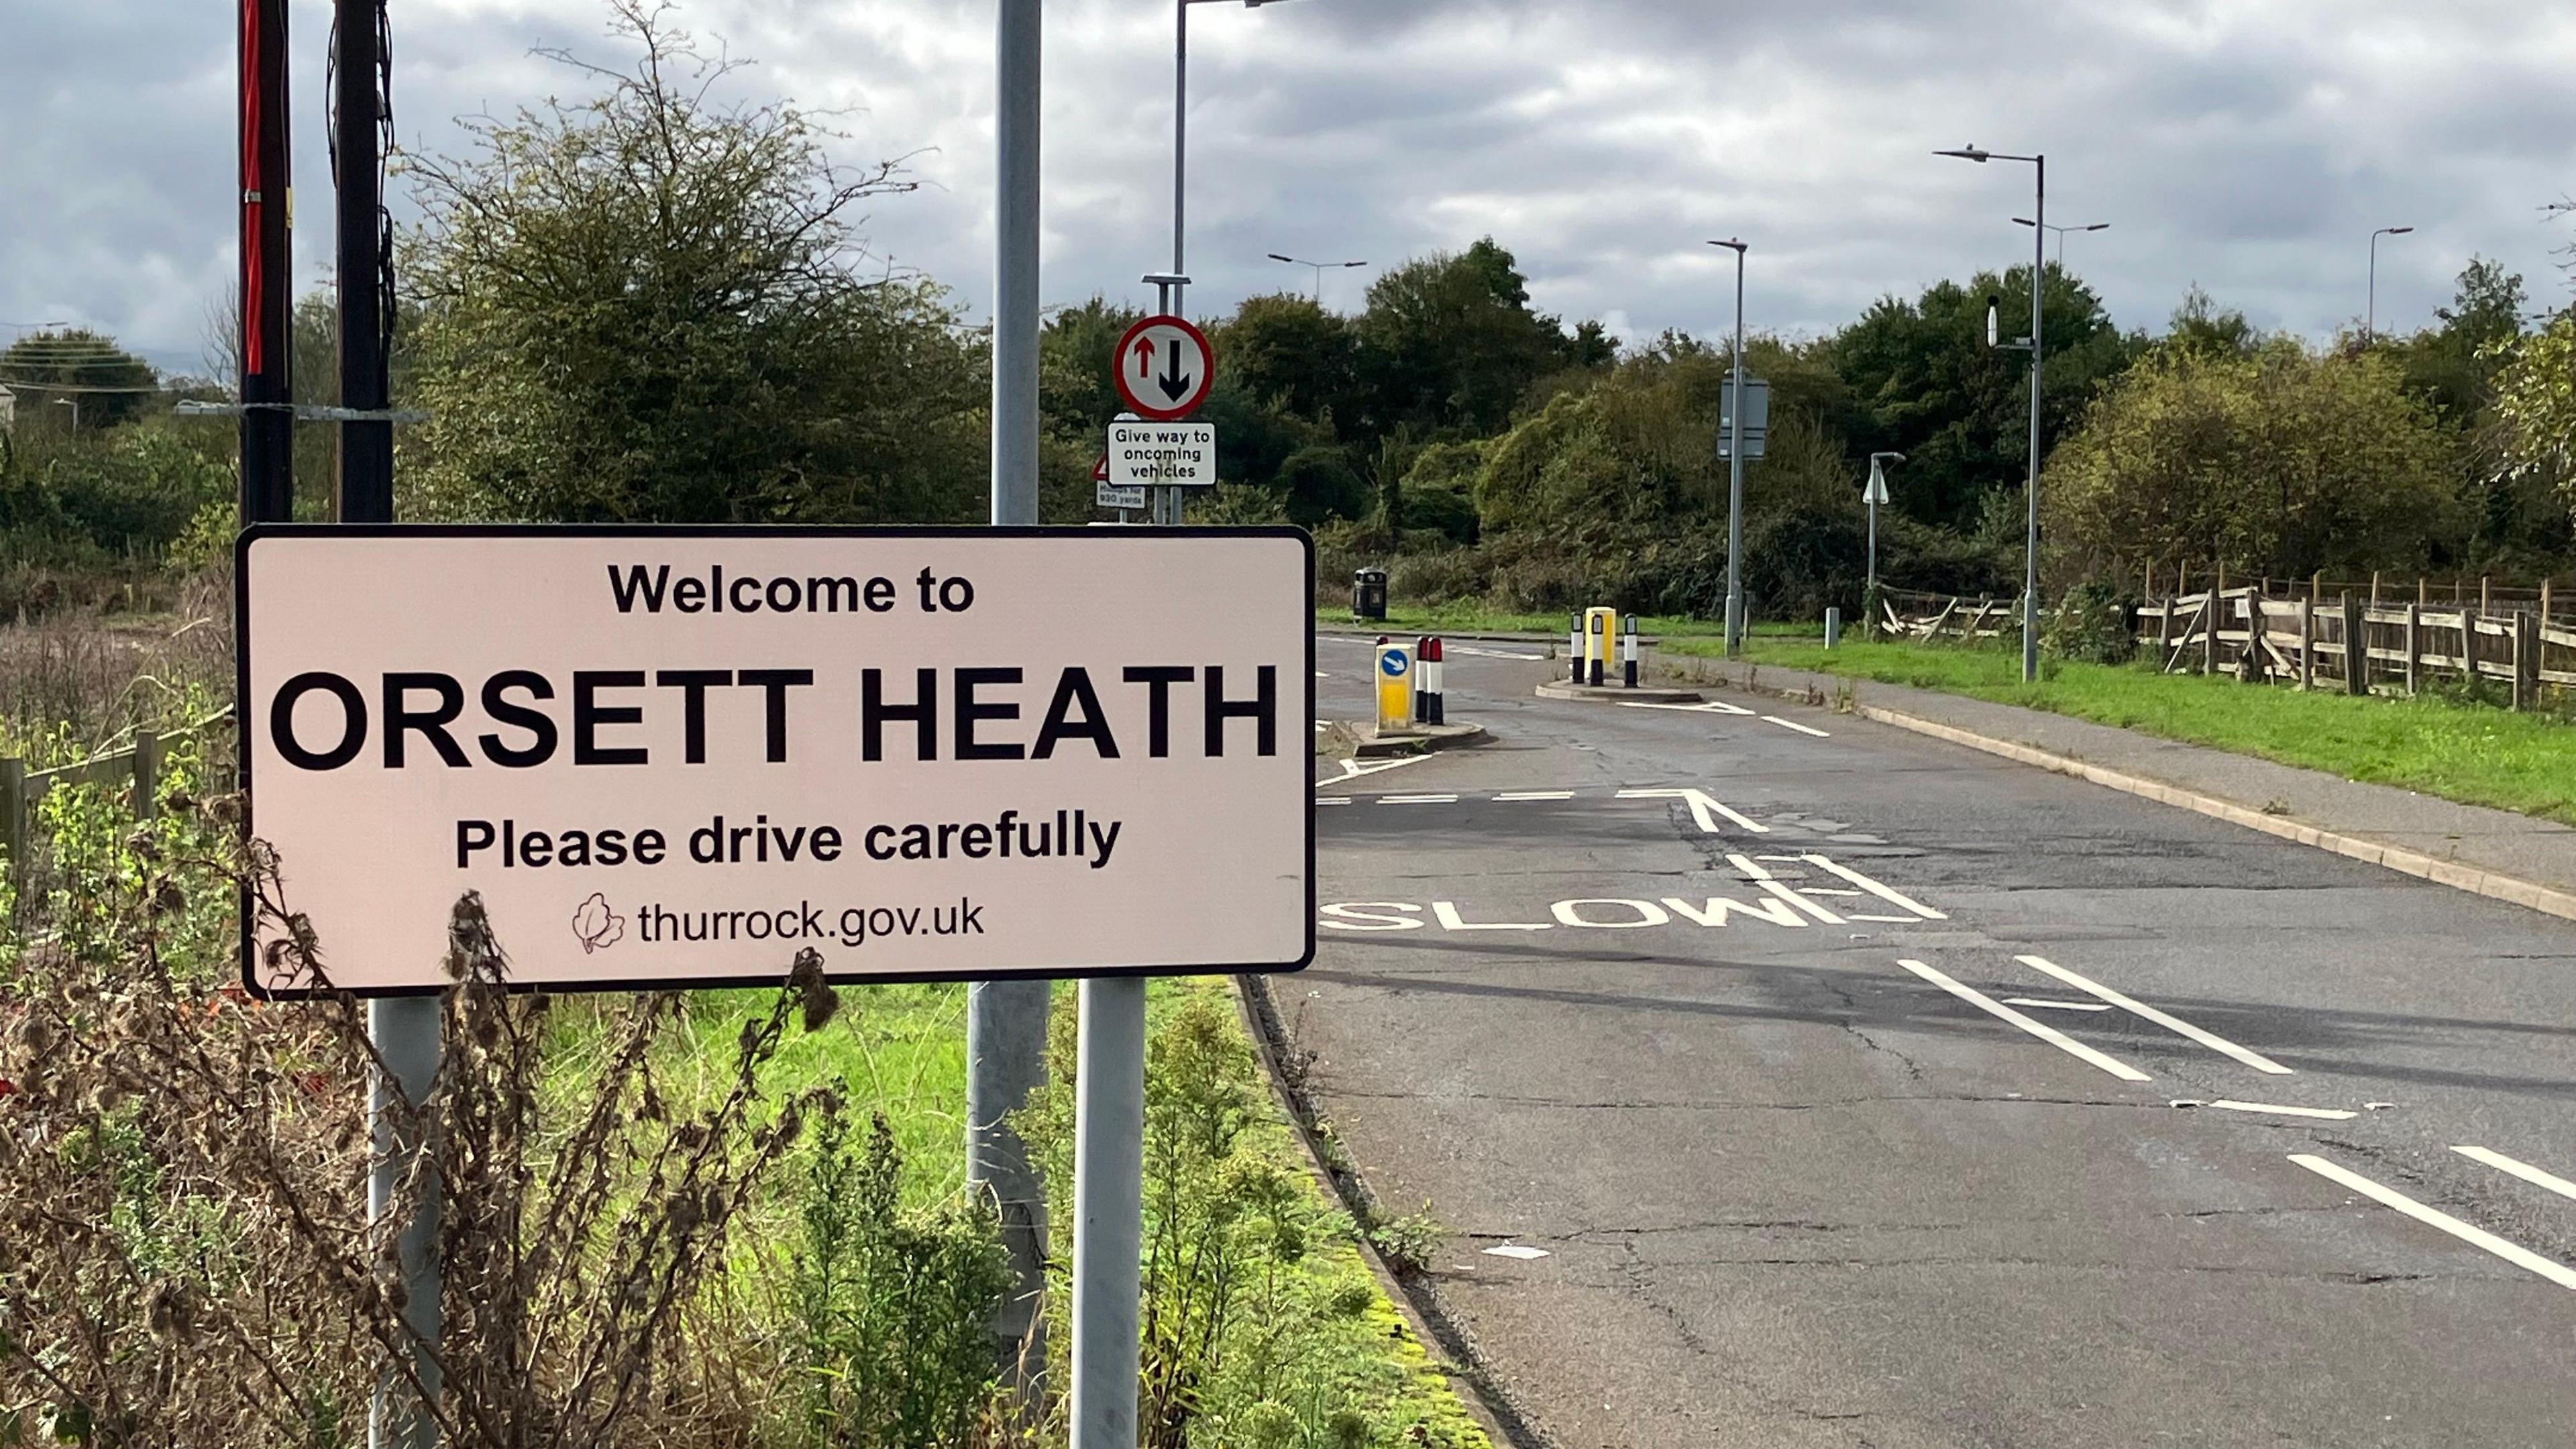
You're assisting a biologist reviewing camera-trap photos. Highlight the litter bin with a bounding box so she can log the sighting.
[1352,568,1389,621]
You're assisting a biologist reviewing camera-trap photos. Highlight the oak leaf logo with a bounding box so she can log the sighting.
[572,893,625,954]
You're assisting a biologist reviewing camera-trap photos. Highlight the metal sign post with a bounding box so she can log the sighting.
[975,0,1054,1397]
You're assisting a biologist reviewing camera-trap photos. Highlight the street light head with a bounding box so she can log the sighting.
[2012,217,2037,227]
[1707,237,1747,254]
[1340,260,1367,268]
[1266,253,1295,264]
[1872,451,1907,464]
[2387,225,2414,235]
[2082,223,2110,233]
[1986,297,2000,348]
[1937,146,1991,163]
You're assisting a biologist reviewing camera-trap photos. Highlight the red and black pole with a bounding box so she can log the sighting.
[237,0,294,526]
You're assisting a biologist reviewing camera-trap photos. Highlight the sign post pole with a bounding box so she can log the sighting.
[975,0,1056,1400]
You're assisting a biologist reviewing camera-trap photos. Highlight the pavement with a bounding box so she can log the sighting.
[1301,630,2576,1448]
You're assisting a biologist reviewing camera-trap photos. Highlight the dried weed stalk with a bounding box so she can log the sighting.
[0,784,840,1448]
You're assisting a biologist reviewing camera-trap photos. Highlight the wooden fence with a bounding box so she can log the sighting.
[2135,590,2567,707]
[1874,586,2567,709]
[1,708,231,916]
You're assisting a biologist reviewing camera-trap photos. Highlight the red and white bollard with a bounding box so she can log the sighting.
[1413,636,1433,722]
[1423,637,1446,724]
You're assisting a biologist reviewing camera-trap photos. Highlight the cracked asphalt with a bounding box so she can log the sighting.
[1300,635,2576,1448]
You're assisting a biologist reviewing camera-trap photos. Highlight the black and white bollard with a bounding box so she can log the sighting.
[1622,614,1640,688]
[1568,614,1583,682]
[1424,637,1446,724]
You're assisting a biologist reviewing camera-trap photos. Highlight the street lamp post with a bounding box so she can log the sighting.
[1939,144,2045,684]
[1707,238,1749,657]
[1866,451,1904,633]
[2367,225,2414,345]
[2012,217,2106,268]
[1266,253,1367,305]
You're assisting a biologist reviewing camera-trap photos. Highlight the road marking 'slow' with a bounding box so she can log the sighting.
[1493,790,1576,801]
[2207,1099,2356,1120]
[1898,959,2151,1082]
[1762,714,1832,737]
[2288,1154,2576,1291]
[1727,854,1846,924]
[2002,997,2115,1012]
[1380,794,1458,804]
[2453,1145,2576,1202]
[2015,955,2291,1075]
[1804,855,1946,920]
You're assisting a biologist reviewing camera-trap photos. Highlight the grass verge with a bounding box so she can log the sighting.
[1669,635,2576,824]
[657,977,1490,1448]
[1316,603,1813,639]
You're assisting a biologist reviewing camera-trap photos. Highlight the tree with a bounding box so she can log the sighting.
[1834,265,2137,531]
[1214,293,1358,427]
[2490,314,2576,529]
[401,1,983,525]
[0,330,158,431]
[1352,238,1587,439]
[2163,285,2259,360]
[2042,341,2460,580]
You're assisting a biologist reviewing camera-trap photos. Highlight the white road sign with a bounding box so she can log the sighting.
[1096,483,1148,509]
[236,526,1315,996]
[1108,421,1218,488]
[1114,314,1216,420]
[1864,458,1890,505]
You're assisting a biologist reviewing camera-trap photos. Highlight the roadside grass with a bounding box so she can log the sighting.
[608,976,1489,1447]
[1670,635,2576,824]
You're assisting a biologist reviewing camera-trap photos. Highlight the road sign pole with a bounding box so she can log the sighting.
[1070,970,1148,1449]
[975,0,1055,1401]
[1725,245,1748,658]
[369,995,442,1449]
[323,3,443,1441]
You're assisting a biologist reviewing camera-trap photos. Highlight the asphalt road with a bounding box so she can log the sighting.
[1303,633,2576,1448]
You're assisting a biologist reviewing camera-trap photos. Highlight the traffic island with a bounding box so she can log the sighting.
[1352,720,1491,757]
[1534,679,1702,704]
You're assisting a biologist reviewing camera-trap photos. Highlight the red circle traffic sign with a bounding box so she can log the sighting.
[1114,314,1216,420]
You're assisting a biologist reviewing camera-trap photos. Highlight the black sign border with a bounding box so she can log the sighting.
[235,523,1317,1000]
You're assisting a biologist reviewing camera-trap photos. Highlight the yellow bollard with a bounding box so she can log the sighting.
[1374,641,1415,733]
[1584,606,1617,688]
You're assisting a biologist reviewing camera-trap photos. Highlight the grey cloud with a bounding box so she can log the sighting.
[5,0,2573,376]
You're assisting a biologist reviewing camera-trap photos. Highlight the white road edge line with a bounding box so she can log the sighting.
[2288,1153,2576,1292]
[1616,700,1758,716]
[2208,1099,2357,1120]
[2453,1145,2576,1202]
[1803,855,1947,920]
[1315,797,1352,806]
[1493,790,1576,801]
[1762,714,1832,737]
[1897,959,2151,1082]
[2014,955,2292,1075]
[1379,794,1459,804]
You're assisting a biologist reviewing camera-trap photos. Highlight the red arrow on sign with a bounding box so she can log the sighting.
[1132,338,1155,376]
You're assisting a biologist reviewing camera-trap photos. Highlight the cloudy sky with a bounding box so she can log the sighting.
[8,0,2575,374]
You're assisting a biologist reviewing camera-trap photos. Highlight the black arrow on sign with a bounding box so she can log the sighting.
[1159,339,1193,402]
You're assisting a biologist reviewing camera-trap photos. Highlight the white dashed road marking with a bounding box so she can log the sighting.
[1381,794,1460,804]
[2204,1099,2357,1120]
[2453,1146,2576,1203]
[2002,997,2116,1012]
[1898,959,2153,1082]
[1493,790,1576,801]
[2015,955,2292,1075]
[2290,1154,2576,1292]
[1617,700,1758,716]
[1762,714,1832,737]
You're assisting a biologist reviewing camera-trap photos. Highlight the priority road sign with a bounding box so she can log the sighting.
[1108,421,1218,487]
[235,525,1314,996]
[1114,314,1215,420]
